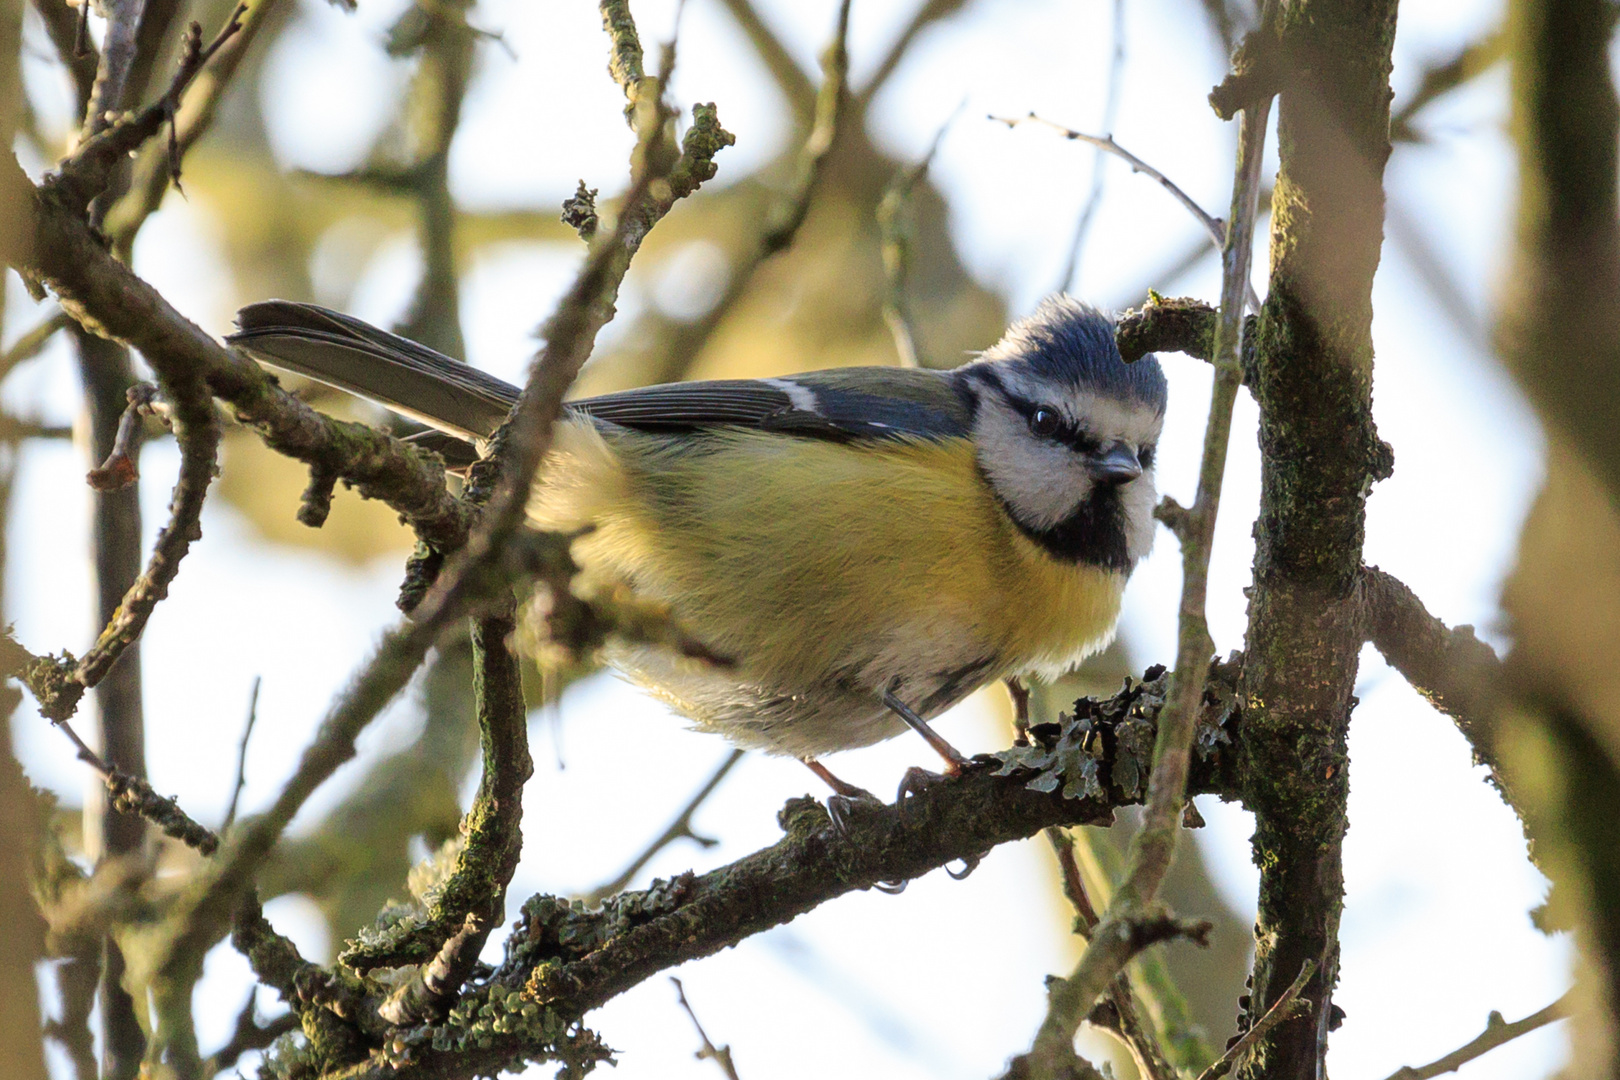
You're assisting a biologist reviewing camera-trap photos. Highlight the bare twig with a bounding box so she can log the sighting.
[852,0,971,114]
[0,309,71,382]
[1379,993,1570,1080]
[586,749,745,905]
[104,0,285,249]
[1390,30,1504,143]
[223,676,260,831]
[618,0,851,388]
[878,108,958,368]
[1009,42,1275,1078]
[49,6,247,214]
[711,0,814,120]
[1195,959,1314,1080]
[672,978,742,1080]
[52,716,221,855]
[1057,0,1127,294]
[993,112,1262,313]
[1046,827,1100,932]
[84,382,155,491]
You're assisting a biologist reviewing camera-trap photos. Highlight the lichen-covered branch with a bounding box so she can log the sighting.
[347,668,1243,1080]
[1235,0,1399,1073]
[369,608,533,1024]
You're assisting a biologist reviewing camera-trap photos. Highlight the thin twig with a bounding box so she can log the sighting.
[852,0,971,114]
[85,381,155,491]
[994,112,1262,313]
[1195,960,1314,1080]
[711,0,814,120]
[1057,0,1127,294]
[47,6,247,213]
[1046,827,1100,932]
[104,0,285,249]
[223,676,260,831]
[617,0,851,388]
[878,107,960,368]
[1008,47,1276,1080]
[586,749,745,905]
[53,716,221,855]
[1379,992,1571,1080]
[672,978,742,1080]
[0,309,71,382]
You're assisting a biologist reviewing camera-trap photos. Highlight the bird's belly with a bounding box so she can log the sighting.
[528,421,1126,756]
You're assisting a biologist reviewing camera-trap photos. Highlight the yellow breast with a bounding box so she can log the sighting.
[527,419,1125,688]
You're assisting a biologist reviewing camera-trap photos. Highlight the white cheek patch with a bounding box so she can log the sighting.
[974,397,1092,528]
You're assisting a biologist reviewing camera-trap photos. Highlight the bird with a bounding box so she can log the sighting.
[229,295,1166,797]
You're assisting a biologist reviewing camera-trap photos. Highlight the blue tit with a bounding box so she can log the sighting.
[229,296,1166,785]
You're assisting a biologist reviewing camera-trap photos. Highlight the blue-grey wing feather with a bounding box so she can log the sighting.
[229,300,973,445]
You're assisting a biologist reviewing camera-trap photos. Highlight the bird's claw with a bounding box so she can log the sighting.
[896,765,947,807]
[946,853,982,880]
[826,787,884,838]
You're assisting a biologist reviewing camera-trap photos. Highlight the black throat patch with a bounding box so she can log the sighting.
[997,483,1133,571]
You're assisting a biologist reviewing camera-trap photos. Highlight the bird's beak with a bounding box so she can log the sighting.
[1091,443,1142,485]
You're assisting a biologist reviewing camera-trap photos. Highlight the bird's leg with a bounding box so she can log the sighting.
[883,688,973,807]
[883,689,968,771]
[802,758,874,800]
[802,758,882,839]
[1006,675,1031,746]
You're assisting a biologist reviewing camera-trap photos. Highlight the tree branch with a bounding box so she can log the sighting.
[1360,567,1507,788]
[1379,992,1570,1080]
[1234,0,1399,1073]
[353,666,1244,1080]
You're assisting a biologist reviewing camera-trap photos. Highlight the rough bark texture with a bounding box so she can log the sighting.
[1236,1,1398,1076]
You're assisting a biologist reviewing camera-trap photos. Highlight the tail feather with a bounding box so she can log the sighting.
[229,300,519,441]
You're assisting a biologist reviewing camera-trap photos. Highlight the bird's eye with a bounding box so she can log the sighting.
[1029,408,1061,438]
[1139,444,1157,469]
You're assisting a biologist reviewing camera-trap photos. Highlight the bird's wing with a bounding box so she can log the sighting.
[571,366,973,443]
[230,300,972,446]
[230,300,518,441]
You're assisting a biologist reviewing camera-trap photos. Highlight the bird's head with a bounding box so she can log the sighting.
[957,296,1167,571]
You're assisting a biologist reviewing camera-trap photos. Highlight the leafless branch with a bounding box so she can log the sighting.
[672,977,742,1080]
[993,113,1262,313]
[587,749,744,905]
[1194,959,1314,1080]
[1380,993,1570,1080]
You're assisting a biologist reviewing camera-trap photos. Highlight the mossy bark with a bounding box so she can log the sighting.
[1237,1,1398,1076]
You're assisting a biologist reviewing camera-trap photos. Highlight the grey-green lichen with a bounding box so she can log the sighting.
[993,660,1240,804]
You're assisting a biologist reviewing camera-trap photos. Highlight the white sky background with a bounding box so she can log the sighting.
[5,0,1572,1078]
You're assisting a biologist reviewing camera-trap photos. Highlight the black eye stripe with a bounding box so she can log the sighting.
[1009,397,1101,452]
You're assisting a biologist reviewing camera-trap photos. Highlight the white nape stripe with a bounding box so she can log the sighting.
[762,377,821,414]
